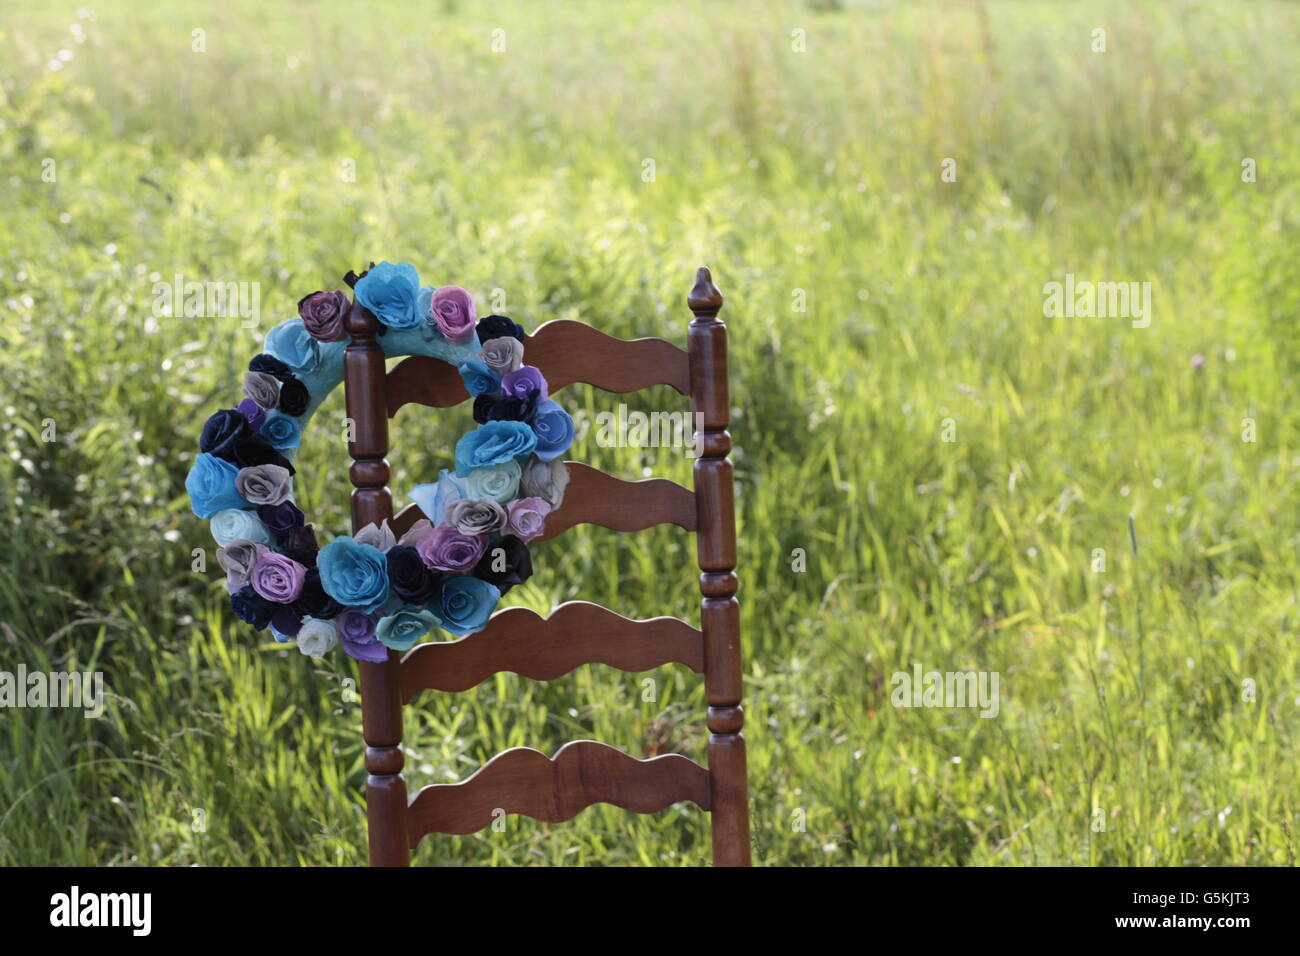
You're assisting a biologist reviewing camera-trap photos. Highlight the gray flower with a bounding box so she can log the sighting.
[397,518,435,548]
[520,455,570,508]
[216,539,268,592]
[235,464,292,506]
[444,497,507,536]
[242,370,281,410]
[479,336,524,377]
[354,519,397,552]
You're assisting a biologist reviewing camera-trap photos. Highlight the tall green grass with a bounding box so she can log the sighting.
[1,0,1298,865]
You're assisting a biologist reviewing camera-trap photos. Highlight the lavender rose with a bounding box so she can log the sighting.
[235,464,293,506]
[444,498,507,536]
[297,290,351,342]
[337,609,386,662]
[479,336,524,377]
[416,524,488,573]
[250,550,308,604]
[505,496,552,542]
[431,286,477,344]
[501,365,548,403]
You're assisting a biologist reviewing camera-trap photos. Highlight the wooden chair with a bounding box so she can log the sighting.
[342,267,750,866]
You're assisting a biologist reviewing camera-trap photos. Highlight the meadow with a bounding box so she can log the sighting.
[1,0,1298,866]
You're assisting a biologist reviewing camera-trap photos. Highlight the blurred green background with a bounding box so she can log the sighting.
[1,0,1298,866]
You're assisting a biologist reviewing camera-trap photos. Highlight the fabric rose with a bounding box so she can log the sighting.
[505,497,551,542]
[479,336,524,376]
[256,500,304,537]
[397,518,436,548]
[520,455,570,508]
[472,535,533,595]
[187,453,246,517]
[232,433,295,475]
[444,498,506,536]
[291,567,343,620]
[250,550,308,604]
[530,400,575,461]
[277,524,319,567]
[270,606,303,637]
[216,539,268,592]
[376,605,440,652]
[248,353,294,383]
[430,285,477,344]
[242,371,281,411]
[260,411,302,451]
[277,377,310,417]
[430,576,501,637]
[458,359,502,398]
[199,408,251,462]
[476,314,526,345]
[501,365,548,403]
[408,470,466,523]
[231,585,275,630]
[483,392,540,423]
[463,460,521,503]
[264,318,324,377]
[211,507,271,548]
[236,464,293,507]
[297,290,351,342]
[355,261,421,330]
[472,394,497,425]
[386,545,442,605]
[316,538,390,613]
[416,524,488,574]
[454,420,537,477]
[336,608,386,662]
[236,397,266,432]
[354,520,397,552]
[296,617,339,659]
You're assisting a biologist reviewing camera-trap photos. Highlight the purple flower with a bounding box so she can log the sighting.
[416,524,488,573]
[298,290,351,342]
[231,585,275,629]
[431,286,478,344]
[237,398,266,431]
[271,605,304,637]
[337,609,386,662]
[200,408,251,463]
[506,497,552,542]
[257,500,305,537]
[501,365,548,403]
[250,551,308,603]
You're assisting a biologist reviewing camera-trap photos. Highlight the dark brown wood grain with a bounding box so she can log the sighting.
[388,461,696,542]
[399,601,703,701]
[407,740,712,842]
[384,319,690,417]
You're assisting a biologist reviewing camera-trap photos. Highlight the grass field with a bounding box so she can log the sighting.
[2,0,1299,866]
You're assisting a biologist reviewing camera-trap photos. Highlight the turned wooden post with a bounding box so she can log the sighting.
[688,267,751,866]
[343,297,410,867]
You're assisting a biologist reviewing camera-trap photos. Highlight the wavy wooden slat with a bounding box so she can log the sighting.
[400,601,703,701]
[407,740,712,842]
[389,461,695,542]
[385,320,690,416]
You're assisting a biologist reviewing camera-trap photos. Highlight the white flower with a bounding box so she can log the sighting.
[296,617,338,659]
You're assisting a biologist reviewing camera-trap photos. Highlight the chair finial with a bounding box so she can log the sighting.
[688,266,723,317]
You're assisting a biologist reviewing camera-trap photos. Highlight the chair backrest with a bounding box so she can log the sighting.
[342,267,750,866]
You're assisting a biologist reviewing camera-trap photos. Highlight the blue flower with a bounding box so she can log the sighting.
[210,507,271,547]
[376,605,440,651]
[187,453,246,518]
[259,410,302,451]
[317,537,390,614]
[430,576,500,637]
[530,400,575,461]
[458,359,502,398]
[454,420,537,477]
[264,318,323,377]
[407,469,466,525]
[355,261,422,330]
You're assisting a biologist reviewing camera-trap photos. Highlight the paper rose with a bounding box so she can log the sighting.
[264,318,324,377]
[250,550,308,604]
[505,497,551,542]
[463,460,521,503]
[386,545,442,605]
[454,420,537,477]
[430,575,501,637]
[501,365,548,403]
[236,398,266,432]
[235,464,293,507]
[211,507,271,548]
[270,606,302,637]
[296,618,339,659]
[479,336,524,377]
[248,353,294,383]
[231,585,275,630]
[458,359,502,398]
[260,411,302,451]
[242,371,281,412]
[298,290,351,342]
[256,500,304,537]
[472,535,533,595]
[317,538,390,614]
[520,455,570,509]
[476,315,526,345]
[416,524,488,574]
[354,520,397,552]
[292,567,343,620]
[277,378,310,417]
[216,539,269,592]
[355,261,421,330]
[444,497,507,536]
[397,518,436,549]
[530,400,575,461]
[187,453,247,518]
[336,608,386,662]
[200,408,251,462]
[376,605,440,652]
[408,470,466,526]
[430,285,477,344]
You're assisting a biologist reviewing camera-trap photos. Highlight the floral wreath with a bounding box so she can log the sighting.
[186,262,575,662]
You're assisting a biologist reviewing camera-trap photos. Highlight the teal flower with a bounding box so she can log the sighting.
[187,453,246,518]
[316,537,390,614]
[454,420,537,477]
[430,576,500,637]
[376,605,440,651]
[355,261,422,330]
[259,410,302,451]
[458,359,502,397]
[264,318,323,377]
